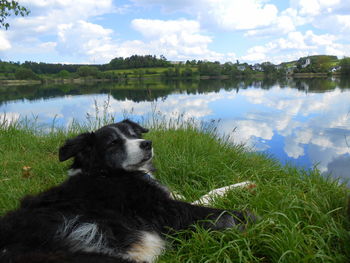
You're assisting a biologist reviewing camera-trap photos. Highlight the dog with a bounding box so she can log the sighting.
[0,119,256,263]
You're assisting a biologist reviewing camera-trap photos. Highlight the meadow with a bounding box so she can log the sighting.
[0,118,349,262]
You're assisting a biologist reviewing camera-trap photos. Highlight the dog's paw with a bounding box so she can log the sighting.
[212,210,258,230]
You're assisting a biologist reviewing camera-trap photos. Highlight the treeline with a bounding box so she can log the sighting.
[1,54,350,81]
[161,66,199,79]
[159,61,287,79]
[0,55,170,75]
[196,61,286,78]
[339,57,350,75]
[0,61,82,75]
[108,55,170,69]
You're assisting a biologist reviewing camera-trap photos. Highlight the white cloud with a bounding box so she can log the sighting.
[245,15,296,37]
[55,17,236,63]
[11,0,114,39]
[290,0,346,16]
[4,0,239,63]
[56,20,118,63]
[284,136,305,158]
[19,0,114,19]
[237,85,350,165]
[132,0,279,30]
[130,0,350,63]
[241,31,314,63]
[132,19,203,38]
[131,19,236,62]
[290,0,350,34]
[1,0,116,62]
[202,0,278,30]
[240,29,350,63]
[1,0,349,63]
[304,30,338,46]
[292,0,323,16]
[336,15,350,31]
[0,31,11,51]
[85,91,238,124]
[0,112,20,126]
[315,14,350,34]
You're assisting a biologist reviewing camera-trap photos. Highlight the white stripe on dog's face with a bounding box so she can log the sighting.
[123,138,148,170]
[110,127,153,172]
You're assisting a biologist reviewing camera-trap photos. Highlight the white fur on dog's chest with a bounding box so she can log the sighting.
[57,218,165,263]
[121,231,165,263]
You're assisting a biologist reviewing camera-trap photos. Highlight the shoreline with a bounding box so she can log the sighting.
[0,72,345,86]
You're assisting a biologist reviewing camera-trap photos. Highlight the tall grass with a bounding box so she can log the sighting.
[0,116,349,262]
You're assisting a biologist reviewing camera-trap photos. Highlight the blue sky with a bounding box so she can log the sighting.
[1,0,350,64]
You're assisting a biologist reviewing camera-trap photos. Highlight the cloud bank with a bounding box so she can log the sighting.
[0,0,350,63]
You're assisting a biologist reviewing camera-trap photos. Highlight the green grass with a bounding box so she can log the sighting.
[105,67,169,74]
[105,66,198,78]
[0,120,349,262]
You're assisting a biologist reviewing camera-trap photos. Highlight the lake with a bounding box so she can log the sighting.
[1,78,350,184]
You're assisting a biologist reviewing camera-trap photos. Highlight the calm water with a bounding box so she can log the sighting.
[1,78,350,183]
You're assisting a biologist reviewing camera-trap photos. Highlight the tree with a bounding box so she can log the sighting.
[260,62,277,76]
[57,70,70,78]
[1,0,30,29]
[315,56,333,72]
[182,67,193,78]
[77,66,99,77]
[15,68,40,80]
[108,55,170,70]
[339,57,350,75]
[198,62,221,76]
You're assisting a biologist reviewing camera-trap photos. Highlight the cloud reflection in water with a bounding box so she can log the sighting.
[0,81,349,183]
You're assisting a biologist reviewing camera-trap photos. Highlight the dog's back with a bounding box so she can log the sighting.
[1,171,170,263]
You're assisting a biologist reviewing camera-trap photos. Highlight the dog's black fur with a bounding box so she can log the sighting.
[0,120,255,263]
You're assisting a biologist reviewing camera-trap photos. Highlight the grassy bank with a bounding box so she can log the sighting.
[0,121,349,262]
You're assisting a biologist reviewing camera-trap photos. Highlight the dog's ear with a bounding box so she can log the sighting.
[122,119,149,134]
[59,132,95,162]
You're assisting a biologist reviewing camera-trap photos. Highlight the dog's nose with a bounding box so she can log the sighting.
[140,140,152,150]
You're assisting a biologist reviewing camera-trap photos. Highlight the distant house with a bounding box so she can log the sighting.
[170,61,185,65]
[237,65,246,71]
[275,65,283,70]
[331,66,341,72]
[252,64,263,71]
[301,58,311,68]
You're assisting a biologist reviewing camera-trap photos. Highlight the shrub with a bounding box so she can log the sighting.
[14,68,40,80]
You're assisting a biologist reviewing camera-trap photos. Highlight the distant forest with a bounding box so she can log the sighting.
[1,54,350,81]
[0,55,171,75]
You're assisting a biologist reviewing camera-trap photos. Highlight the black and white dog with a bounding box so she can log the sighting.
[0,120,255,263]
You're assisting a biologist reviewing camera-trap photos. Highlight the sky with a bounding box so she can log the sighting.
[1,0,350,64]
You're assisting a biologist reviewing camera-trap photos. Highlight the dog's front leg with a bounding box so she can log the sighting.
[167,200,256,231]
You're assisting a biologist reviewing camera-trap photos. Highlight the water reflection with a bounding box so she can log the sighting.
[0,78,349,183]
[3,78,349,106]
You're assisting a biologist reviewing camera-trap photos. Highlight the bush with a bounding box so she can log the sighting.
[57,70,70,78]
[77,66,100,77]
[14,68,40,80]
[339,57,350,75]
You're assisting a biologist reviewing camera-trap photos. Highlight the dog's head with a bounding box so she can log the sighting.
[59,119,154,174]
